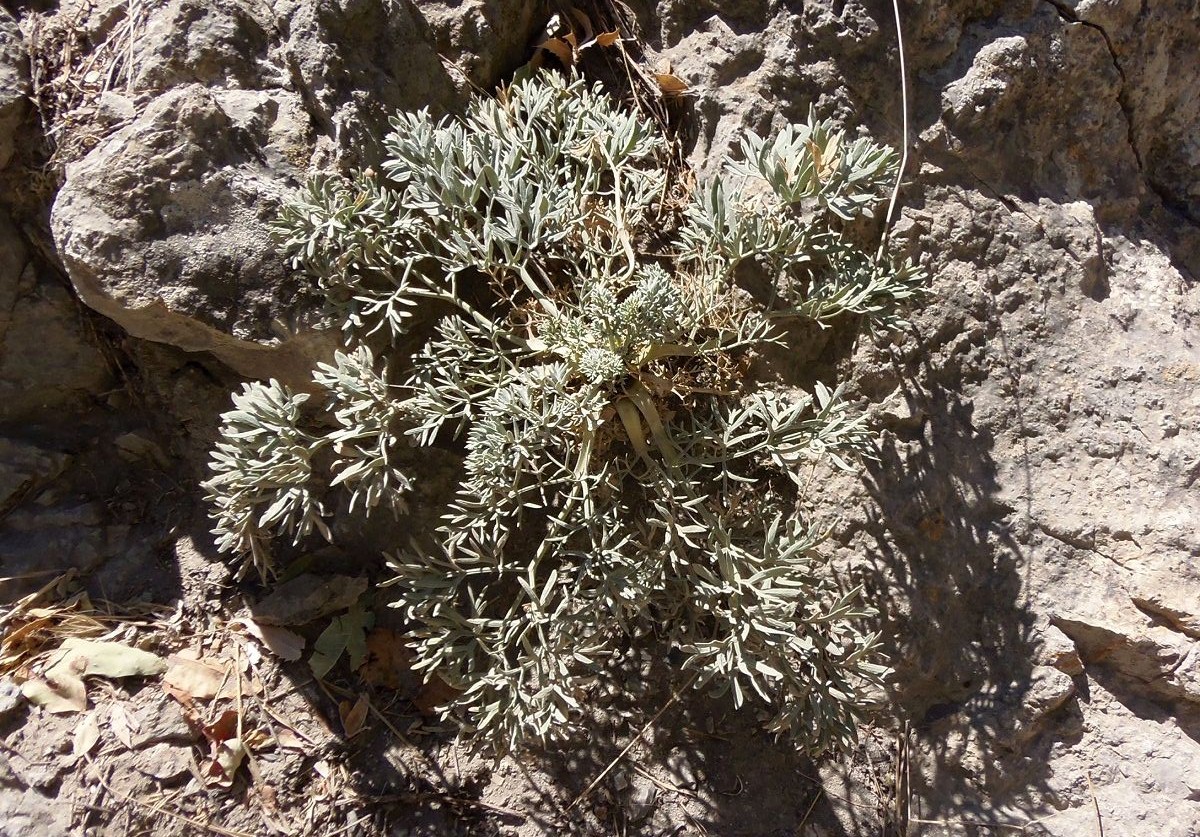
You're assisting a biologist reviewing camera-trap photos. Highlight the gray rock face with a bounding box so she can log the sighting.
[0,214,112,423]
[51,83,333,383]
[48,0,537,382]
[1061,0,1200,223]
[0,9,27,171]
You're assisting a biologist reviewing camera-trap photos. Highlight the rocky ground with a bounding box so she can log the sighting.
[1,0,1198,835]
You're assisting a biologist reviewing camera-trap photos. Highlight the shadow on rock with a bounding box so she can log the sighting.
[853,354,1052,833]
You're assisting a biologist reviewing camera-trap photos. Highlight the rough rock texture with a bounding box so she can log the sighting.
[638,0,1200,833]
[0,213,112,422]
[5,0,1200,834]
[48,0,543,383]
[51,83,334,383]
[0,9,26,171]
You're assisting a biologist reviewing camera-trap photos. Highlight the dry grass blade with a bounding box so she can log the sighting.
[19,0,149,170]
[1,577,109,675]
[879,0,910,256]
[1085,771,1104,837]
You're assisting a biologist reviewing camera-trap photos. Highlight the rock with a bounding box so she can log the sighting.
[0,9,27,171]
[0,438,70,512]
[56,0,128,42]
[129,0,273,93]
[1064,0,1200,222]
[1006,666,1076,746]
[0,213,113,423]
[0,271,114,423]
[0,503,131,600]
[275,0,464,164]
[0,787,72,837]
[1053,614,1200,703]
[624,780,657,823]
[413,0,541,91]
[1039,624,1084,676]
[41,0,545,384]
[50,84,334,385]
[928,4,1141,219]
[113,432,170,468]
[1052,615,1179,682]
[0,209,22,312]
[0,676,24,722]
[1133,591,1200,640]
[666,747,699,788]
[92,91,137,130]
[133,742,193,781]
[132,700,194,749]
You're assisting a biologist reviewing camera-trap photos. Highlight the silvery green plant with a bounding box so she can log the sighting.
[203,71,923,755]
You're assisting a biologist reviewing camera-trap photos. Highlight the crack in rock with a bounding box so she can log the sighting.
[1041,0,1199,228]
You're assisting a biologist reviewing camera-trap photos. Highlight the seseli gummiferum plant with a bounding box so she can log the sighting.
[203,71,923,755]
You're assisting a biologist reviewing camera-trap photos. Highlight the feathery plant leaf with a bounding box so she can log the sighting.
[204,71,925,755]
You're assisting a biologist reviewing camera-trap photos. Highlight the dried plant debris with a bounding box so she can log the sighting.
[20,1,148,168]
[205,70,924,755]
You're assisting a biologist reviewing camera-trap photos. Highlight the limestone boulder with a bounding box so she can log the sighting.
[51,84,332,384]
[49,0,534,382]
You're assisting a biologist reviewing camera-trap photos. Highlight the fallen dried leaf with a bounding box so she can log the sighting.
[45,638,165,680]
[199,709,247,788]
[208,708,239,743]
[251,574,368,626]
[357,628,417,690]
[539,36,574,66]
[413,675,463,716]
[309,606,373,679]
[243,728,272,751]
[73,712,100,758]
[205,737,247,788]
[108,702,139,749]
[274,728,307,752]
[339,694,370,739]
[163,655,229,701]
[232,618,305,662]
[654,72,690,97]
[20,671,87,713]
[594,30,621,47]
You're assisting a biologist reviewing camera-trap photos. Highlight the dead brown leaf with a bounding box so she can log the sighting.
[45,638,166,680]
[108,701,139,749]
[162,653,262,704]
[274,727,307,752]
[232,618,305,662]
[20,670,87,713]
[568,7,593,41]
[654,72,690,97]
[356,628,416,690]
[250,574,368,626]
[162,655,230,701]
[339,694,370,739]
[539,36,574,66]
[594,30,621,47]
[413,675,463,716]
[198,708,247,788]
[72,712,100,758]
